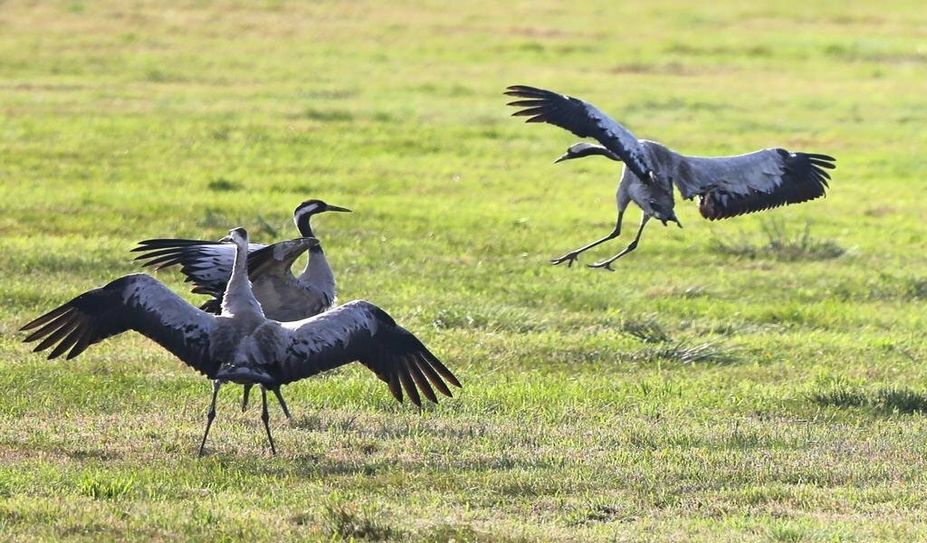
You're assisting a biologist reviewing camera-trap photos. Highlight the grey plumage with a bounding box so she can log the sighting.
[132,199,350,320]
[21,229,460,455]
[506,85,836,270]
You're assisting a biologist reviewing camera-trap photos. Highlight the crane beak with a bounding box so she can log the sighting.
[553,153,571,164]
[325,204,352,213]
[218,235,233,243]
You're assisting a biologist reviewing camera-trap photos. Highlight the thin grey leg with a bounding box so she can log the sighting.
[270,386,291,419]
[241,384,253,412]
[588,214,651,271]
[261,387,277,455]
[551,210,625,267]
[198,380,221,457]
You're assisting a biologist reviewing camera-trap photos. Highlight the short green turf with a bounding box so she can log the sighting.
[1,1,926,541]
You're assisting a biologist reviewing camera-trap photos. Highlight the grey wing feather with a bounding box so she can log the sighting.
[670,148,835,220]
[20,274,217,376]
[275,301,461,407]
[247,238,317,280]
[505,85,652,180]
[132,239,266,313]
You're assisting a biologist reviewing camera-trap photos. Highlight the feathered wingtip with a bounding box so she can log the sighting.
[20,294,94,360]
[700,150,836,221]
[504,84,563,124]
[784,151,836,188]
[130,239,222,270]
[387,333,462,408]
[504,84,552,98]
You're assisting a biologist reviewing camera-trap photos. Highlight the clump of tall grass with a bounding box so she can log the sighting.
[620,316,739,364]
[810,385,927,414]
[632,339,739,365]
[619,316,672,343]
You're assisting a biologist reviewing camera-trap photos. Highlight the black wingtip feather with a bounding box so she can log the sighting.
[397,367,421,407]
[48,323,85,360]
[134,238,222,249]
[506,99,544,107]
[32,318,80,352]
[387,372,403,404]
[511,107,547,118]
[67,326,96,360]
[20,305,73,332]
[424,351,462,389]
[23,313,73,342]
[415,353,453,397]
[405,357,438,404]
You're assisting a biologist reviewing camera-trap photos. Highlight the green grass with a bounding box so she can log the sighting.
[2,0,927,540]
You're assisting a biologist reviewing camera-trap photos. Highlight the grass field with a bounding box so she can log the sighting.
[2,1,927,541]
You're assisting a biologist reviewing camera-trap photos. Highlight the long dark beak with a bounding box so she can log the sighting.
[325,204,352,213]
[553,152,575,164]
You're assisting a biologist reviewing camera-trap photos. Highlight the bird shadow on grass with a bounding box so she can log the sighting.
[810,385,927,415]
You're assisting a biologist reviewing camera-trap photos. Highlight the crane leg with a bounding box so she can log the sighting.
[270,386,291,419]
[198,380,222,457]
[260,387,277,456]
[241,384,253,412]
[588,214,650,271]
[550,210,624,267]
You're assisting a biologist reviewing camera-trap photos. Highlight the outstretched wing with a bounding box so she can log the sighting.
[275,301,461,407]
[20,274,217,376]
[132,239,267,313]
[505,84,652,180]
[672,148,836,220]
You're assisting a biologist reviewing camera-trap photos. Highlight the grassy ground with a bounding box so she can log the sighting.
[1,0,926,540]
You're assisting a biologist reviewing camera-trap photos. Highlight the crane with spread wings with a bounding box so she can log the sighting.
[506,85,835,270]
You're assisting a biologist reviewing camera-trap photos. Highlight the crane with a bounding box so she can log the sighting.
[132,199,350,319]
[20,228,461,456]
[505,85,836,270]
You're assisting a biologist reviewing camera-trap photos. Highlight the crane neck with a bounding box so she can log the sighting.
[222,240,264,317]
[296,212,316,239]
[296,213,325,256]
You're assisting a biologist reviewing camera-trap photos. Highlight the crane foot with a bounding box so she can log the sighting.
[587,261,616,272]
[550,252,580,267]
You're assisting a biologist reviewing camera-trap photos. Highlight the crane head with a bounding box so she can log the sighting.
[554,142,621,163]
[294,199,352,236]
[295,199,352,217]
[219,227,249,245]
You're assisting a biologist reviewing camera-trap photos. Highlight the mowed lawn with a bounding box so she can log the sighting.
[1,1,926,541]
